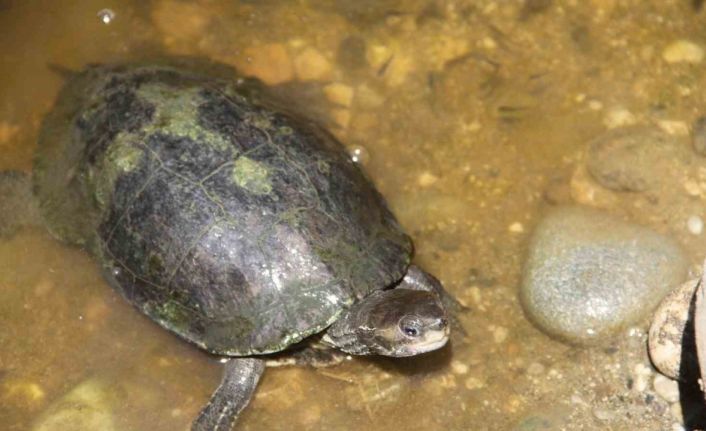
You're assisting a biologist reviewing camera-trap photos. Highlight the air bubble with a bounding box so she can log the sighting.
[347,145,370,165]
[97,8,116,25]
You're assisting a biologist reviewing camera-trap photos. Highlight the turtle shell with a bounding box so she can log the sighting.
[34,64,412,355]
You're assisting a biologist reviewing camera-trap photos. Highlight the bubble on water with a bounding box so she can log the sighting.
[347,145,370,165]
[97,8,116,25]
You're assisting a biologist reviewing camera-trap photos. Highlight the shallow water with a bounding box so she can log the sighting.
[2,1,706,430]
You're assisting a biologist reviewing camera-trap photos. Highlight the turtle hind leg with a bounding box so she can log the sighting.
[0,171,40,238]
[191,358,265,431]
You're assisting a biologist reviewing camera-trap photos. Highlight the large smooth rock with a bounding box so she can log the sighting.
[521,206,688,344]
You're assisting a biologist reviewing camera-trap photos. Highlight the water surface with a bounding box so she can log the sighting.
[1,1,706,430]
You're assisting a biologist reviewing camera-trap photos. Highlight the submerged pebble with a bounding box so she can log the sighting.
[241,43,294,85]
[631,363,652,393]
[603,107,636,129]
[521,206,688,344]
[323,83,354,107]
[294,47,332,81]
[586,126,681,192]
[653,375,680,403]
[417,171,439,187]
[2,378,45,405]
[662,40,704,64]
[32,379,116,431]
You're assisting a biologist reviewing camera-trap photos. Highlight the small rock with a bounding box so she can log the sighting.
[2,378,45,405]
[658,120,690,136]
[570,165,618,208]
[687,215,703,235]
[588,100,603,111]
[323,83,354,107]
[366,44,391,70]
[482,37,497,50]
[32,379,116,431]
[662,40,704,64]
[592,407,616,421]
[492,326,509,343]
[464,376,485,390]
[648,278,700,379]
[527,362,545,375]
[417,171,439,187]
[451,360,469,375]
[653,374,680,403]
[603,107,636,129]
[240,43,294,85]
[692,116,706,156]
[684,179,702,197]
[521,206,688,344]
[586,126,683,192]
[509,222,525,233]
[632,363,652,392]
[294,47,333,81]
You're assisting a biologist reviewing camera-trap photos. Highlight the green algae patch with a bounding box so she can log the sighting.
[151,299,194,336]
[91,133,143,210]
[137,83,230,151]
[232,157,272,195]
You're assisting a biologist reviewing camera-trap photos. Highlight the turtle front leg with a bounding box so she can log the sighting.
[191,358,265,431]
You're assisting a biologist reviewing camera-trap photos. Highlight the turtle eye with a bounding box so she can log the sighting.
[403,326,420,337]
[399,317,422,338]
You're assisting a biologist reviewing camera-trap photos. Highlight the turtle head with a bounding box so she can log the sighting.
[324,288,449,357]
[363,289,450,357]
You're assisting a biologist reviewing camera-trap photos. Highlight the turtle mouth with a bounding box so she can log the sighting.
[416,327,450,352]
[397,326,450,357]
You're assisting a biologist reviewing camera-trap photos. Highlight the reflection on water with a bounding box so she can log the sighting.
[1,1,705,430]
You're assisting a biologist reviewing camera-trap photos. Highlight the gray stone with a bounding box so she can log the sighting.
[33,379,116,431]
[586,126,686,192]
[521,206,688,344]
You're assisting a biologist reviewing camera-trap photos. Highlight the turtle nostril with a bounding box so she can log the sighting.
[437,318,448,329]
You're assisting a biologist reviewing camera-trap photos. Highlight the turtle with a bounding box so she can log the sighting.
[0,61,455,430]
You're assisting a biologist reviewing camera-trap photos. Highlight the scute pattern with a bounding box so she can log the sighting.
[36,64,412,355]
